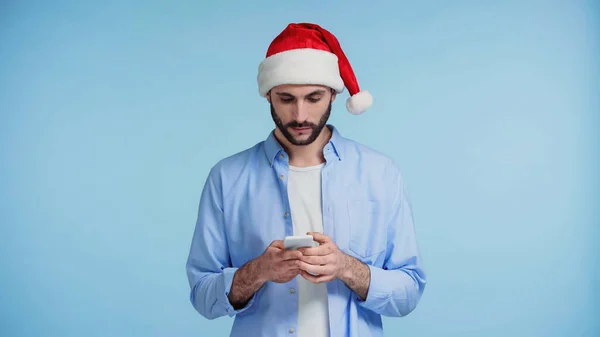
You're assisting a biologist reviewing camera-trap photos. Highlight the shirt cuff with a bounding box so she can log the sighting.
[219,267,258,316]
[355,264,391,312]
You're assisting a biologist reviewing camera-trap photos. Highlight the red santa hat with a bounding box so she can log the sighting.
[257,23,372,115]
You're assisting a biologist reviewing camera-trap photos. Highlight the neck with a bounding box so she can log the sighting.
[274,126,332,167]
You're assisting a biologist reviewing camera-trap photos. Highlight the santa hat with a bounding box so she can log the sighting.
[257,23,372,115]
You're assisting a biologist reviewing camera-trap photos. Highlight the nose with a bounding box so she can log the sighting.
[292,101,309,123]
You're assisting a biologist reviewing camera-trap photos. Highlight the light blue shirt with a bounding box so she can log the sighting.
[186,125,426,337]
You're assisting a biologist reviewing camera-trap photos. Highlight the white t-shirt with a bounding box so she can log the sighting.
[287,163,330,337]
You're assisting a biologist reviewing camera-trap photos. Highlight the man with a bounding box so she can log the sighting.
[186,23,426,337]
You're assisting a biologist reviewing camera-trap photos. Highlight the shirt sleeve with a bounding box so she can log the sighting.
[356,167,427,317]
[186,167,258,319]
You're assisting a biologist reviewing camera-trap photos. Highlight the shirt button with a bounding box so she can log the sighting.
[280,153,284,159]
[289,288,295,293]
[279,174,284,180]
[284,212,290,217]
[289,328,295,333]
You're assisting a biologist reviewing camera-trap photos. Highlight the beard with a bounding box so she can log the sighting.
[270,101,332,146]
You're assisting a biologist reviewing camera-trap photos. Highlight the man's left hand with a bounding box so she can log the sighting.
[296,232,350,283]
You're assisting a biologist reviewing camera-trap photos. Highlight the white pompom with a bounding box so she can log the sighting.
[346,90,373,115]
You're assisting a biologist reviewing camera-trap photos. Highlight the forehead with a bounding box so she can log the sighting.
[271,84,330,96]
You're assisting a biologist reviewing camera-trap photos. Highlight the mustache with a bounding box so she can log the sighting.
[285,121,317,128]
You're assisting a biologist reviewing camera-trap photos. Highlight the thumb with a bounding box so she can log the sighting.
[307,232,331,243]
[269,240,284,249]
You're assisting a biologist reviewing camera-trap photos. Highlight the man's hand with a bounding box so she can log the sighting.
[296,232,371,300]
[256,240,303,283]
[228,240,302,309]
[296,232,350,282]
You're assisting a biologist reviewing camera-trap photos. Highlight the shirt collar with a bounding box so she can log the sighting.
[264,124,343,166]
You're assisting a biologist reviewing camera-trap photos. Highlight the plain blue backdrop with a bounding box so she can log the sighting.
[1,1,598,336]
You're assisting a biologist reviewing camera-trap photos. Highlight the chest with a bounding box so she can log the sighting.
[222,164,391,267]
[287,168,324,234]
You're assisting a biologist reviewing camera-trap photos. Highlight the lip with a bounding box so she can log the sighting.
[291,127,312,133]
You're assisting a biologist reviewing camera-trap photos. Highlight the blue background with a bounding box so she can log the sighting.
[1,1,598,336]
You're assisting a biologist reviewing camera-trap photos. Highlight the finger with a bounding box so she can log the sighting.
[284,260,301,270]
[300,270,335,284]
[307,232,331,243]
[269,240,284,249]
[299,254,329,265]
[299,243,333,256]
[296,260,332,276]
[298,246,322,256]
[276,260,301,273]
[280,249,303,260]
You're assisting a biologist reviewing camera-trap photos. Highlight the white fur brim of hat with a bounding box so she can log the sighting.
[258,48,344,95]
[257,48,372,114]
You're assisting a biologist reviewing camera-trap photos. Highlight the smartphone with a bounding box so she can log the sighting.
[284,234,315,250]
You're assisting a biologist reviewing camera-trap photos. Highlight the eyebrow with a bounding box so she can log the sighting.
[275,89,326,98]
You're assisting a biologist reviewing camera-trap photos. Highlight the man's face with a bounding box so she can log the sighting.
[268,84,335,146]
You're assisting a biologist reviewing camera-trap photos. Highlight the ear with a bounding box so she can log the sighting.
[266,91,272,103]
[330,88,337,102]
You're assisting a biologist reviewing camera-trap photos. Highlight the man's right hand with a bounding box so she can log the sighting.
[256,240,303,283]
[227,240,302,309]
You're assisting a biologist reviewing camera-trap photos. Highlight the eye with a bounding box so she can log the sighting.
[307,96,321,103]
[280,97,294,103]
